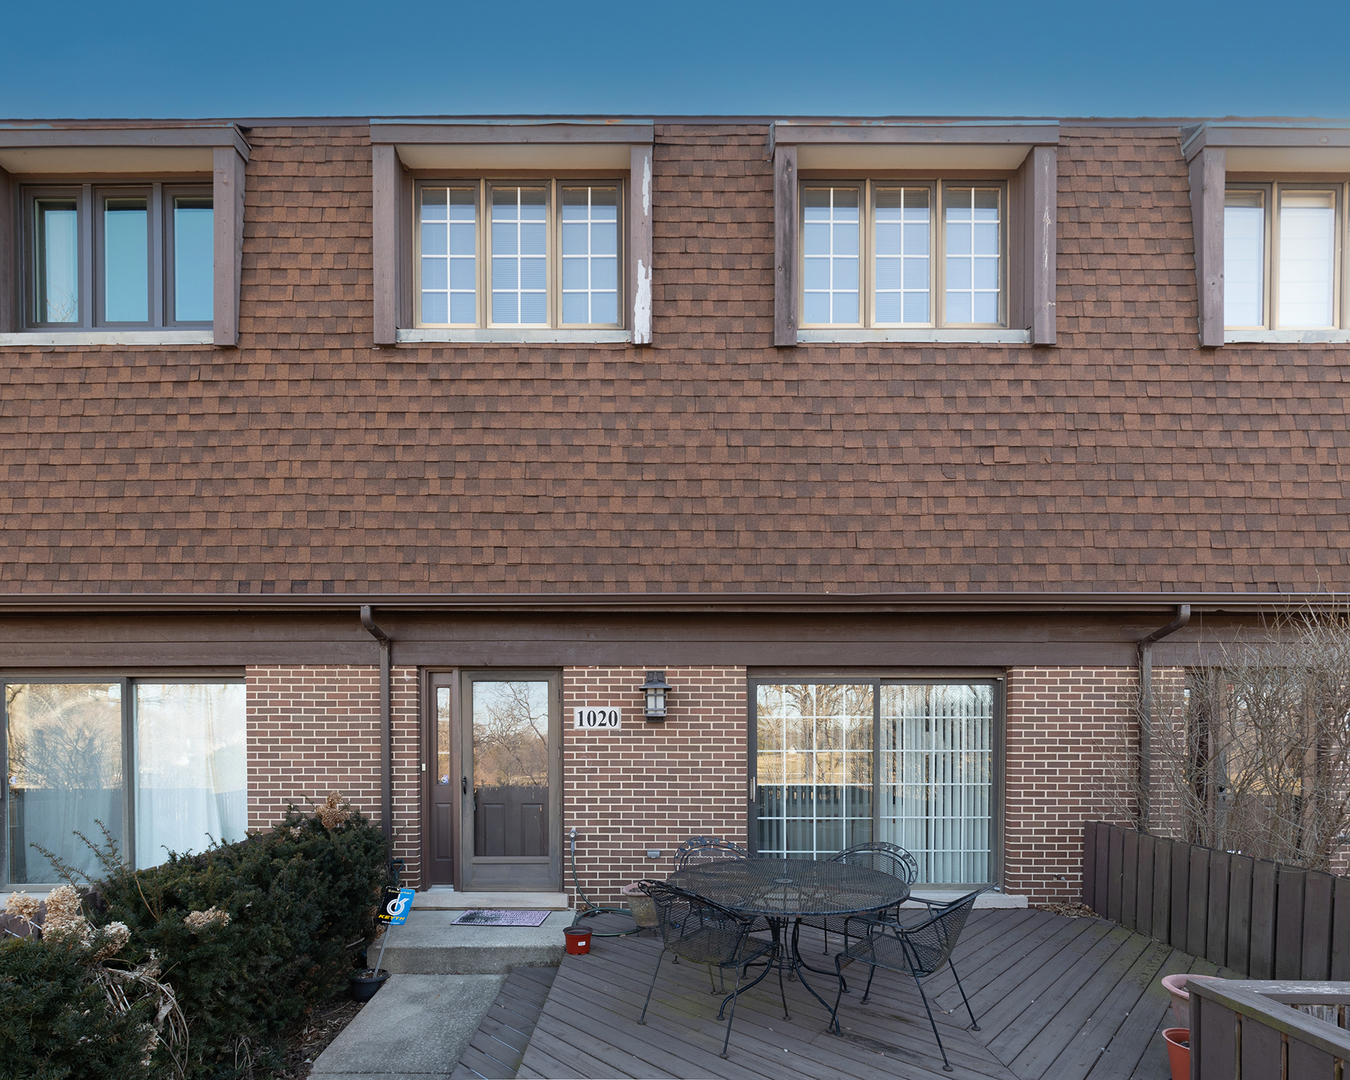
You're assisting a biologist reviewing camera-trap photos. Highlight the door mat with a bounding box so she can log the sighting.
[452,909,551,927]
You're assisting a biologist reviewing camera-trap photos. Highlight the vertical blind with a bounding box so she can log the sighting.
[755,680,994,885]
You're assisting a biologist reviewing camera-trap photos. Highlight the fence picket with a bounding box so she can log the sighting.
[1227,854,1254,977]
[1121,828,1138,930]
[1250,860,1277,979]
[1206,850,1230,968]
[1302,871,1334,981]
[1188,845,1210,957]
[1137,832,1155,937]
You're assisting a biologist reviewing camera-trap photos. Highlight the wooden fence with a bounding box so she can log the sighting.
[1191,980,1350,1079]
[1082,821,1350,980]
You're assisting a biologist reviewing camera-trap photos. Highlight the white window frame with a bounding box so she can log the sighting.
[413,177,626,332]
[1223,181,1347,333]
[798,178,1009,332]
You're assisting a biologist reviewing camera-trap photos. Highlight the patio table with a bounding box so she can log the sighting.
[668,857,910,1022]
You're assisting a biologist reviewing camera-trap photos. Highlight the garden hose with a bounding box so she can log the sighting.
[568,828,641,936]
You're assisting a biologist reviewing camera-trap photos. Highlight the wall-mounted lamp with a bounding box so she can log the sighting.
[639,670,672,721]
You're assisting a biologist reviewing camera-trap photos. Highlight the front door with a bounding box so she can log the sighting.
[458,671,561,892]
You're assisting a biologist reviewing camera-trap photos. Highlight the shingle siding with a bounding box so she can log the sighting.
[2,122,1348,594]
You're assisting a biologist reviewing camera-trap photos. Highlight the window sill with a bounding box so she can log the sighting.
[395,328,631,345]
[1224,329,1350,344]
[797,328,1032,345]
[0,330,215,347]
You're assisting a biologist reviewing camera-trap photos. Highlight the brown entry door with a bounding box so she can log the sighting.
[460,672,561,892]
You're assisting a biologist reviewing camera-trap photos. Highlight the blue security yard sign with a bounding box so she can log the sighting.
[378,886,416,926]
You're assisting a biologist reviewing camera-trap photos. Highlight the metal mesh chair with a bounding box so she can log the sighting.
[802,841,920,955]
[831,889,982,1072]
[672,837,770,935]
[638,881,777,1057]
[672,835,752,869]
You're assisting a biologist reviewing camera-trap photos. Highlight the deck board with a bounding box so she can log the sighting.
[514,909,1231,1080]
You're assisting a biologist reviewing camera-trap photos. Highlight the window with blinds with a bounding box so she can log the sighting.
[753,678,997,887]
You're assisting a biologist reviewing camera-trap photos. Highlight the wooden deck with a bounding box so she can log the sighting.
[504,909,1227,1080]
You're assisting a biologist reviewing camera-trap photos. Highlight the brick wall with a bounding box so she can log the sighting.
[247,664,421,878]
[1003,666,1138,905]
[563,666,747,907]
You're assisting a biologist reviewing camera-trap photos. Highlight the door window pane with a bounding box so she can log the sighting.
[471,681,550,857]
[1278,190,1336,328]
[5,683,123,884]
[945,187,1001,325]
[491,186,548,325]
[755,683,873,859]
[880,684,993,884]
[34,199,79,324]
[436,686,451,785]
[173,196,214,323]
[103,196,149,323]
[802,187,860,324]
[1224,190,1265,327]
[134,684,245,867]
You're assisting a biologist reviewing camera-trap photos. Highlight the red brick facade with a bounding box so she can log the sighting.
[563,666,747,908]
[1003,667,1139,904]
[247,664,422,879]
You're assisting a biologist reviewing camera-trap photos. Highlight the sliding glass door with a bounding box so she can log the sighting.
[752,678,999,887]
[3,678,246,886]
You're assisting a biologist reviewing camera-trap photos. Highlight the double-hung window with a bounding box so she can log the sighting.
[801,180,1005,329]
[1224,182,1347,331]
[25,183,213,329]
[416,179,622,329]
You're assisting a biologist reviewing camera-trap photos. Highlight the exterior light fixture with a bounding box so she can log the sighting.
[639,670,672,721]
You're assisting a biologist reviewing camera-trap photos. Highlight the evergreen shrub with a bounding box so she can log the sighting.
[0,935,156,1080]
[94,803,388,1079]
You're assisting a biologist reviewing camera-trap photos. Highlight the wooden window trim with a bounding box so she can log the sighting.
[1185,124,1350,347]
[370,122,654,346]
[770,122,1058,347]
[0,124,249,346]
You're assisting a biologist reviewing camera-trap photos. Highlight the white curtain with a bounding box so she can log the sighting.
[135,683,246,867]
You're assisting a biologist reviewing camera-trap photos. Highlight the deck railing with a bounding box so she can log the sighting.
[1190,980,1350,1079]
[1082,821,1350,980]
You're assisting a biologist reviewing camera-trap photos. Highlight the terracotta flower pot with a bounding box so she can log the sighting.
[1161,972,1223,1028]
[620,881,658,927]
[1162,1027,1190,1080]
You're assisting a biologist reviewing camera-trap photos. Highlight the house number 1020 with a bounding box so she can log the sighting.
[573,707,621,730]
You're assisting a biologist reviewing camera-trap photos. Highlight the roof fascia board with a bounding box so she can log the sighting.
[369,120,654,145]
[0,591,1340,617]
[1183,122,1350,161]
[770,120,1060,148]
[0,124,250,160]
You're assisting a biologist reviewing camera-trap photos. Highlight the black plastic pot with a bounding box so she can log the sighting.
[349,967,391,1002]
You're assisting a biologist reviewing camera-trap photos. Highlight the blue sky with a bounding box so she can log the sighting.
[5,0,1349,120]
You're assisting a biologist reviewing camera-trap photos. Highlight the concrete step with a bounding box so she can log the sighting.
[412,889,570,911]
[374,909,572,975]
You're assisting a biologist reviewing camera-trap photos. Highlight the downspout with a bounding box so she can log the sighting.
[1136,604,1191,832]
[360,605,393,846]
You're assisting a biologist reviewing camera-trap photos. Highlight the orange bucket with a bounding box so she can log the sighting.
[564,925,593,955]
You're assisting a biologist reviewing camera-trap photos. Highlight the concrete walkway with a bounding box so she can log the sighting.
[310,974,507,1079]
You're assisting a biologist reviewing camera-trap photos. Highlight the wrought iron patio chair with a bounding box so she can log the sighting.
[672,835,751,869]
[638,881,778,1057]
[831,889,982,1072]
[801,841,921,956]
[672,836,770,938]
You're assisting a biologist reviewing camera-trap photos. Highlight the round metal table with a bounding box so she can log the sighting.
[668,857,910,1021]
